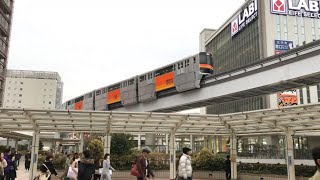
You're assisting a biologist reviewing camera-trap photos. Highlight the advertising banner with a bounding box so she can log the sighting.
[271,0,320,19]
[278,90,298,108]
[274,40,293,54]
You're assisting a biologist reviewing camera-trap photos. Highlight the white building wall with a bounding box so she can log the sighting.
[3,70,63,109]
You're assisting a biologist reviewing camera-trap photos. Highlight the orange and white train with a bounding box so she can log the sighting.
[60,52,213,111]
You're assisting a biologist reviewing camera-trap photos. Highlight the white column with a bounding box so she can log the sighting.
[165,134,169,154]
[6,138,9,149]
[286,128,296,180]
[169,133,176,180]
[213,135,217,154]
[29,131,40,180]
[15,139,18,152]
[104,133,111,154]
[79,133,84,153]
[138,134,141,150]
[190,135,193,152]
[230,132,237,180]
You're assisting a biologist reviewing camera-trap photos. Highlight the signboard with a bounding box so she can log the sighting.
[271,0,320,19]
[231,0,258,37]
[278,90,298,108]
[274,40,293,54]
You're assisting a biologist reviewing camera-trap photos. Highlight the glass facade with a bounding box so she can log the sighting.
[294,17,299,46]
[205,18,260,74]
[317,84,320,102]
[283,16,288,40]
[306,86,311,103]
[311,19,316,40]
[276,15,281,39]
[301,17,305,44]
[299,89,304,104]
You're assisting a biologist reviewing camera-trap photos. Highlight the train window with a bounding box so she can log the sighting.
[102,88,106,94]
[67,101,71,105]
[129,79,134,85]
[185,60,187,67]
[75,96,84,103]
[150,73,153,78]
[96,90,101,96]
[155,65,174,77]
[85,93,93,98]
[139,76,144,82]
[108,83,121,91]
[193,57,196,63]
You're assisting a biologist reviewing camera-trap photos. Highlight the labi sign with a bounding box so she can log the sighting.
[231,0,258,37]
[271,0,320,19]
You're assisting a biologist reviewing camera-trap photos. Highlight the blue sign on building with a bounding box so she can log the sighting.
[274,40,294,54]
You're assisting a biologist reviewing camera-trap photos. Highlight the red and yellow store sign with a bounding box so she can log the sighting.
[155,72,175,92]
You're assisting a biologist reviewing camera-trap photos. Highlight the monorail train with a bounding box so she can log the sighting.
[60,52,213,111]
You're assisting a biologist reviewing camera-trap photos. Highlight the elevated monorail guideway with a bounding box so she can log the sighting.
[118,40,320,112]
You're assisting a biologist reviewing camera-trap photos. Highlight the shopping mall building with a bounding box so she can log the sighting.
[189,0,320,155]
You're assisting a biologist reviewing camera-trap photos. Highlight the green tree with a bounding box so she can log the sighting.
[88,138,104,161]
[111,133,135,156]
[39,141,44,150]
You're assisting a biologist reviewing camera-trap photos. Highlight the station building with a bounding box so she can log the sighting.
[198,0,320,155]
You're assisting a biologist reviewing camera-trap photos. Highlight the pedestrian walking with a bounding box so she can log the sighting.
[178,147,193,180]
[93,159,102,180]
[34,163,51,180]
[0,153,7,180]
[7,154,17,180]
[225,155,231,180]
[146,159,154,179]
[135,149,151,180]
[25,151,31,171]
[309,146,320,180]
[77,150,95,180]
[42,155,58,180]
[60,154,71,180]
[4,149,12,180]
[101,153,115,180]
[14,152,21,168]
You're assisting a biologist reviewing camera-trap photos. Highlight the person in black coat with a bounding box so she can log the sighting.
[8,154,17,180]
[25,151,31,171]
[78,150,95,180]
[41,155,58,180]
[225,155,231,180]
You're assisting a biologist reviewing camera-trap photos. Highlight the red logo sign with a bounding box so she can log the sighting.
[231,18,238,36]
[271,0,287,14]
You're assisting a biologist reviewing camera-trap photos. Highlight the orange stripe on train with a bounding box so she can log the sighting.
[155,72,175,92]
[199,64,214,70]
[74,101,83,110]
[107,89,121,104]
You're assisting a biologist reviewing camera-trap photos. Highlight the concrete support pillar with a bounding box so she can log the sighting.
[138,134,141,150]
[285,128,296,180]
[79,133,84,153]
[213,135,217,154]
[230,132,237,180]
[104,133,111,154]
[190,135,193,152]
[218,136,223,152]
[6,138,9,149]
[29,131,40,180]
[169,133,176,180]
[166,134,169,154]
[15,139,18,152]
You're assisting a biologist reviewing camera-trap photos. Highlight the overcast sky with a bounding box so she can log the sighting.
[8,0,244,102]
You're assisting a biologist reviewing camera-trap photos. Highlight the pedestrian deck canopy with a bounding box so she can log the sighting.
[0,102,320,136]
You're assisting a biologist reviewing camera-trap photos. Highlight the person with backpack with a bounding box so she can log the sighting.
[42,155,58,180]
[178,147,192,180]
[77,150,95,180]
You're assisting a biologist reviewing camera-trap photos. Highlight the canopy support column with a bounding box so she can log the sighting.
[165,134,169,154]
[169,133,176,180]
[138,134,141,150]
[190,135,193,152]
[79,133,84,153]
[230,131,237,180]
[104,133,111,154]
[29,130,40,180]
[286,128,296,180]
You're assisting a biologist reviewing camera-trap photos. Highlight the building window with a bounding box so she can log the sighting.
[276,15,281,39]
[43,101,45,104]
[299,89,304,104]
[294,17,299,46]
[312,19,316,40]
[317,84,320,102]
[20,82,23,85]
[49,101,51,104]
[301,17,305,44]
[43,95,46,98]
[283,16,288,40]
[18,100,21,103]
[44,89,46,91]
[19,94,22,97]
[306,86,311,103]
[20,88,23,91]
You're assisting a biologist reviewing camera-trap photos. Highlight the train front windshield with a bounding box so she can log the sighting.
[199,53,213,74]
